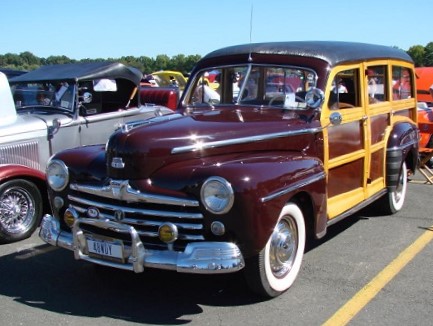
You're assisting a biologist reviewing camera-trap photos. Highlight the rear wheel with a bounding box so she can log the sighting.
[0,179,43,243]
[244,203,306,298]
[379,161,407,215]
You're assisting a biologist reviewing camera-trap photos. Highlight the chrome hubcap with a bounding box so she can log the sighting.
[269,217,298,278]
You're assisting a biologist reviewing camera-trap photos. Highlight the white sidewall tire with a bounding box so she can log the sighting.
[263,203,306,292]
[391,161,407,212]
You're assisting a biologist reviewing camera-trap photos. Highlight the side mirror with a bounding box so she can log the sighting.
[305,88,324,109]
[48,118,61,140]
[82,92,93,103]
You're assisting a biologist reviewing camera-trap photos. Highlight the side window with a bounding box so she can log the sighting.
[238,68,259,101]
[392,66,413,100]
[264,68,304,107]
[367,65,387,103]
[188,70,222,105]
[328,68,360,109]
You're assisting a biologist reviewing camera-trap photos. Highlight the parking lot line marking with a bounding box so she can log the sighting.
[322,226,433,326]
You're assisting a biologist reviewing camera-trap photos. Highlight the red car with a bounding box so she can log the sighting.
[416,67,433,151]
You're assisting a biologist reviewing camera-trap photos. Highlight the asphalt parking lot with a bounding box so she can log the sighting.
[0,177,432,326]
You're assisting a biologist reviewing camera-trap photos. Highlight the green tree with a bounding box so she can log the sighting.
[45,55,75,65]
[407,45,425,67]
[154,54,170,72]
[137,55,155,74]
[0,53,23,68]
[184,54,201,74]
[19,51,39,67]
[424,42,433,67]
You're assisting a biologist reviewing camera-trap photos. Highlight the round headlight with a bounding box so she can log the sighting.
[46,159,69,191]
[200,177,234,214]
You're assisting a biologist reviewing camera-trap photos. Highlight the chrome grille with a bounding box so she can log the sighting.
[0,141,40,170]
[67,186,205,251]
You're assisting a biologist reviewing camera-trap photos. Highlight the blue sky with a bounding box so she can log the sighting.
[1,0,431,60]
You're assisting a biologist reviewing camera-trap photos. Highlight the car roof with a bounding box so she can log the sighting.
[9,61,143,85]
[202,41,413,66]
[0,68,27,79]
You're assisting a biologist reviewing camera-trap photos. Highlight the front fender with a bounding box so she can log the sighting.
[0,164,46,182]
[151,152,326,257]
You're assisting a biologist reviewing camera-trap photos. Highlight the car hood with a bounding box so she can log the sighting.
[0,112,73,140]
[106,108,319,179]
[0,115,47,140]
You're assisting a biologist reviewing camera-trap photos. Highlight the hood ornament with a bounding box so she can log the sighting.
[111,157,125,169]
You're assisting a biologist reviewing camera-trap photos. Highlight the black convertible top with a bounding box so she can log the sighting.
[0,68,27,79]
[9,61,143,85]
[203,41,413,66]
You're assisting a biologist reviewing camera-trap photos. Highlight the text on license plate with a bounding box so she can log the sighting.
[87,238,123,259]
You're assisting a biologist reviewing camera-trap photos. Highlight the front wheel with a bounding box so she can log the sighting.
[379,161,408,215]
[244,203,306,298]
[0,179,43,243]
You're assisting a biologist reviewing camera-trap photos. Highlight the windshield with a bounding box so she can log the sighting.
[12,82,75,112]
[152,72,187,90]
[185,64,317,109]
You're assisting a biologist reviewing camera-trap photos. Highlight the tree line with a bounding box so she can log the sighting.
[407,42,433,67]
[1,42,433,74]
[0,51,202,76]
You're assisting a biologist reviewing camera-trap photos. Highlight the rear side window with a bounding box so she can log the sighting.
[367,65,387,103]
[328,68,360,109]
[392,66,413,100]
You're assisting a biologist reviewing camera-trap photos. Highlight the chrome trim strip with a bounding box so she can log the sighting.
[72,205,203,230]
[39,214,244,274]
[260,171,326,202]
[70,179,199,207]
[68,196,203,219]
[130,230,203,241]
[71,204,203,230]
[122,113,183,132]
[172,127,323,154]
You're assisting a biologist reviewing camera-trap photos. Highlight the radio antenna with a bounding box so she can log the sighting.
[248,4,253,62]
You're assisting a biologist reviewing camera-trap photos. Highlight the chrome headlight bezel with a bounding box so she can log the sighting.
[200,176,234,215]
[46,159,69,192]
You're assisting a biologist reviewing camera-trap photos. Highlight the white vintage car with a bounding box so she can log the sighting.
[0,62,172,243]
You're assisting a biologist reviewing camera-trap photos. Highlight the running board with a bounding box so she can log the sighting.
[326,189,387,227]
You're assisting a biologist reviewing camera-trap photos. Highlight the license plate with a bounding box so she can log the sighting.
[87,237,124,261]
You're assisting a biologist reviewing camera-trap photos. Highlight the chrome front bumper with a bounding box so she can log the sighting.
[39,214,245,274]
